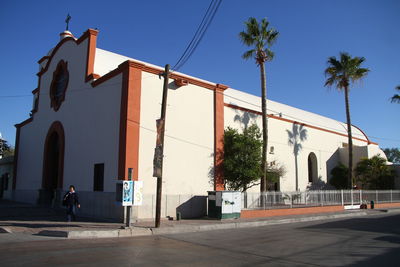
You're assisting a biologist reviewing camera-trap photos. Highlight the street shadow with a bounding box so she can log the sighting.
[286,123,308,190]
[300,213,400,266]
[301,213,400,235]
[345,246,400,267]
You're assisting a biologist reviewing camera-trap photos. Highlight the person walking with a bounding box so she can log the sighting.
[63,185,80,222]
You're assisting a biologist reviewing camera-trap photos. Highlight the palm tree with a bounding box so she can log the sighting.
[391,85,400,103]
[239,17,279,193]
[324,52,369,188]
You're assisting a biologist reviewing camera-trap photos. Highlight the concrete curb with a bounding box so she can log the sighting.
[150,211,370,235]
[36,210,373,239]
[0,226,12,233]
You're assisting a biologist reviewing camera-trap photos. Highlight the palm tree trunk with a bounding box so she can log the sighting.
[260,62,268,192]
[295,153,299,191]
[344,86,353,189]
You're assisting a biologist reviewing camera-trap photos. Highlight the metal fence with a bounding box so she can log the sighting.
[242,190,400,210]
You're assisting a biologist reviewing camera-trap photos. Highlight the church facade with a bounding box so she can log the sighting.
[13,29,386,220]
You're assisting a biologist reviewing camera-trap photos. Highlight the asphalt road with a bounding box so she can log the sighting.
[1,213,399,266]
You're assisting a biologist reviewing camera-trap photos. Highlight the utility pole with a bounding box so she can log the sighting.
[155,64,170,228]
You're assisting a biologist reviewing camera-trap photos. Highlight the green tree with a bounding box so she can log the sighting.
[391,85,400,103]
[239,17,279,192]
[383,148,400,164]
[324,52,369,188]
[266,162,286,191]
[329,163,349,189]
[0,138,13,157]
[223,124,263,191]
[355,155,395,189]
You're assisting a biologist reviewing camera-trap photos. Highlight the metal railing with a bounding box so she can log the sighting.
[241,190,400,210]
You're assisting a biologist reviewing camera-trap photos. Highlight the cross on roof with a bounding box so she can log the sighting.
[65,14,71,31]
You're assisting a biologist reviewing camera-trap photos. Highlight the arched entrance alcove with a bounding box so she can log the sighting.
[308,152,318,184]
[39,121,65,205]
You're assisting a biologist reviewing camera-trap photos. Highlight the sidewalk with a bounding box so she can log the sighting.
[1,199,399,239]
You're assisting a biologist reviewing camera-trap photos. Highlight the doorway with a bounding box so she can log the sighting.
[40,121,65,205]
[308,152,318,184]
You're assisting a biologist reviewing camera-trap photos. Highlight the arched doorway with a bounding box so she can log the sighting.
[39,121,65,205]
[308,152,318,184]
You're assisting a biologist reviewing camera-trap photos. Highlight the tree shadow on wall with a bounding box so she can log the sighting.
[233,109,258,130]
[287,123,308,191]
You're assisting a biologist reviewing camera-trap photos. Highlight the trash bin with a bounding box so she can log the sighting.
[208,191,241,219]
[370,200,374,209]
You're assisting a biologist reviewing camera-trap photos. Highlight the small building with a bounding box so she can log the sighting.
[13,29,387,221]
[0,156,14,200]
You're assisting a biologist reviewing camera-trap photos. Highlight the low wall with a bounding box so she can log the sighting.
[13,189,39,204]
[241,205,344,219]
[12,190,206,222]
[13,189,124,222]
[77,191,123,221]
[372,203,400,209]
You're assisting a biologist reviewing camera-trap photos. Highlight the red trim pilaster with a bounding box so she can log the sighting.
[118,61,144,181]
[214,84,228,191]
[84,29,99,82]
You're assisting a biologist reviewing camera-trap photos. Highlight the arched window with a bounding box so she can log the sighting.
[50,60,69,111]
[308,152,318,183]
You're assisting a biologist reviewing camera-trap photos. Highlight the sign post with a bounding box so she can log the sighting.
[124,168,134,227]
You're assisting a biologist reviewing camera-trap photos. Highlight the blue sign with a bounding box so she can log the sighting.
[122,181,133,206]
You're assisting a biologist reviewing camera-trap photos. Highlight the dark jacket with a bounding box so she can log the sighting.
[63,191,80,206]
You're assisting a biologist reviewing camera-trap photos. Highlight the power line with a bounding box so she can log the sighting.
[0,1,223,98]
[171,0,222,72]
[2,76,398,144]
[2,78,398,144]
[0,94,32,98]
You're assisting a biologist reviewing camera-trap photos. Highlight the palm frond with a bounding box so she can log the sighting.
[266,29,279,45]
[239,31,255,46]
[264,48,274,61]
[391,94,400,103]
[242,49,256,60]
[351,67,370,83]
[324,51,368,92]
[239,17,279,64]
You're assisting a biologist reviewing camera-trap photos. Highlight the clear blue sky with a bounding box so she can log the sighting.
[0,0,399,148]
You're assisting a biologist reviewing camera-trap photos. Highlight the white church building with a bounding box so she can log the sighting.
[13,29,386,220]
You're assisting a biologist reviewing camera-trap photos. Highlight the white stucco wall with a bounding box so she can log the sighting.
[15,32,387,221]
[16,38,122,200]
[137,72,215,218]
[223,88,374,192]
